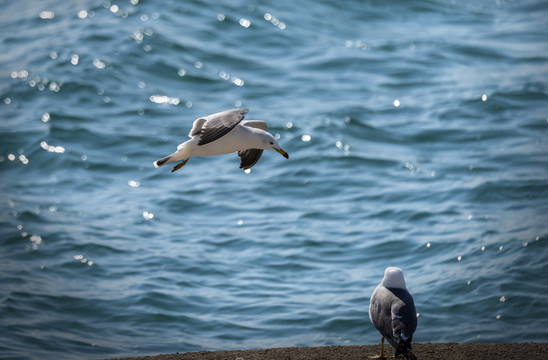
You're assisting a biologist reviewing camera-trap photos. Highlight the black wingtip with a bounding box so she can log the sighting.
[154,156,171,167]
[395,343,416,360]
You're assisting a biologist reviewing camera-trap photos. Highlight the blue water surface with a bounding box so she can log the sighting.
[1,0,548,359]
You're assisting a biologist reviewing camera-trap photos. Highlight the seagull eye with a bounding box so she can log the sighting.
[269,141,274,145]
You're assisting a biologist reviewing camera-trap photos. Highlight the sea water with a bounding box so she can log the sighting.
[1,0,547,359]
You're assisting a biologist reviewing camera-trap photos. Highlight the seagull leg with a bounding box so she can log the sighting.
[171,159,189,172]
[369,336,387,359]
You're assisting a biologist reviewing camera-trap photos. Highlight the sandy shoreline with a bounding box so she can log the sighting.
[109,342,548,360]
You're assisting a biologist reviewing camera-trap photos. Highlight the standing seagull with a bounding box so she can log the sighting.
[369,267,417,360]
[153,108,289,172]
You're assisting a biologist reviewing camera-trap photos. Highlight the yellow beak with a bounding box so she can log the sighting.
[275,148,289,159]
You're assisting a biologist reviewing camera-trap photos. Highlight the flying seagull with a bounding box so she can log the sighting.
[153,108,289,172]
[369,267,418,360]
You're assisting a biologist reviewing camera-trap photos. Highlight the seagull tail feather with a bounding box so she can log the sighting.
[153,155,173,168]
[395,341,416,360]
[407,350,417,360]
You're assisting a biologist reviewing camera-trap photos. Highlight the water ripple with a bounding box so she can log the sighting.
[2,0,548,359]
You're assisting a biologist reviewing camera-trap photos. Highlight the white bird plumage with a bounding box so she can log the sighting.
[153,108,289,172]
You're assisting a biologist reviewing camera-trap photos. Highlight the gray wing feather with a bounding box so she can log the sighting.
[391,289,417,342]
[189,118,206,137]
[370,287,393,341]
[242,120,268,131]
[370,287,416,348]
[197,108,249,146]
[238,149,264,170]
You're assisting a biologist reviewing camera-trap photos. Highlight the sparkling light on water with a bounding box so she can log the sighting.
[150,95,180,105]
[74,254,94,266]
[239,18,251,28]
[232,77,244,86]
[93,59,106,69]
[264,13,286,30]
[29,235,42,250]
[10,70,28,79]
[39,11,55,19]
[18,155,29,165]
[40,141,65,153]
[345,40,368,50]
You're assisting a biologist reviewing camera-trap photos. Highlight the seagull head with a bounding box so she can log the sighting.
[260,133,289,159]
[381,267,408,289]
